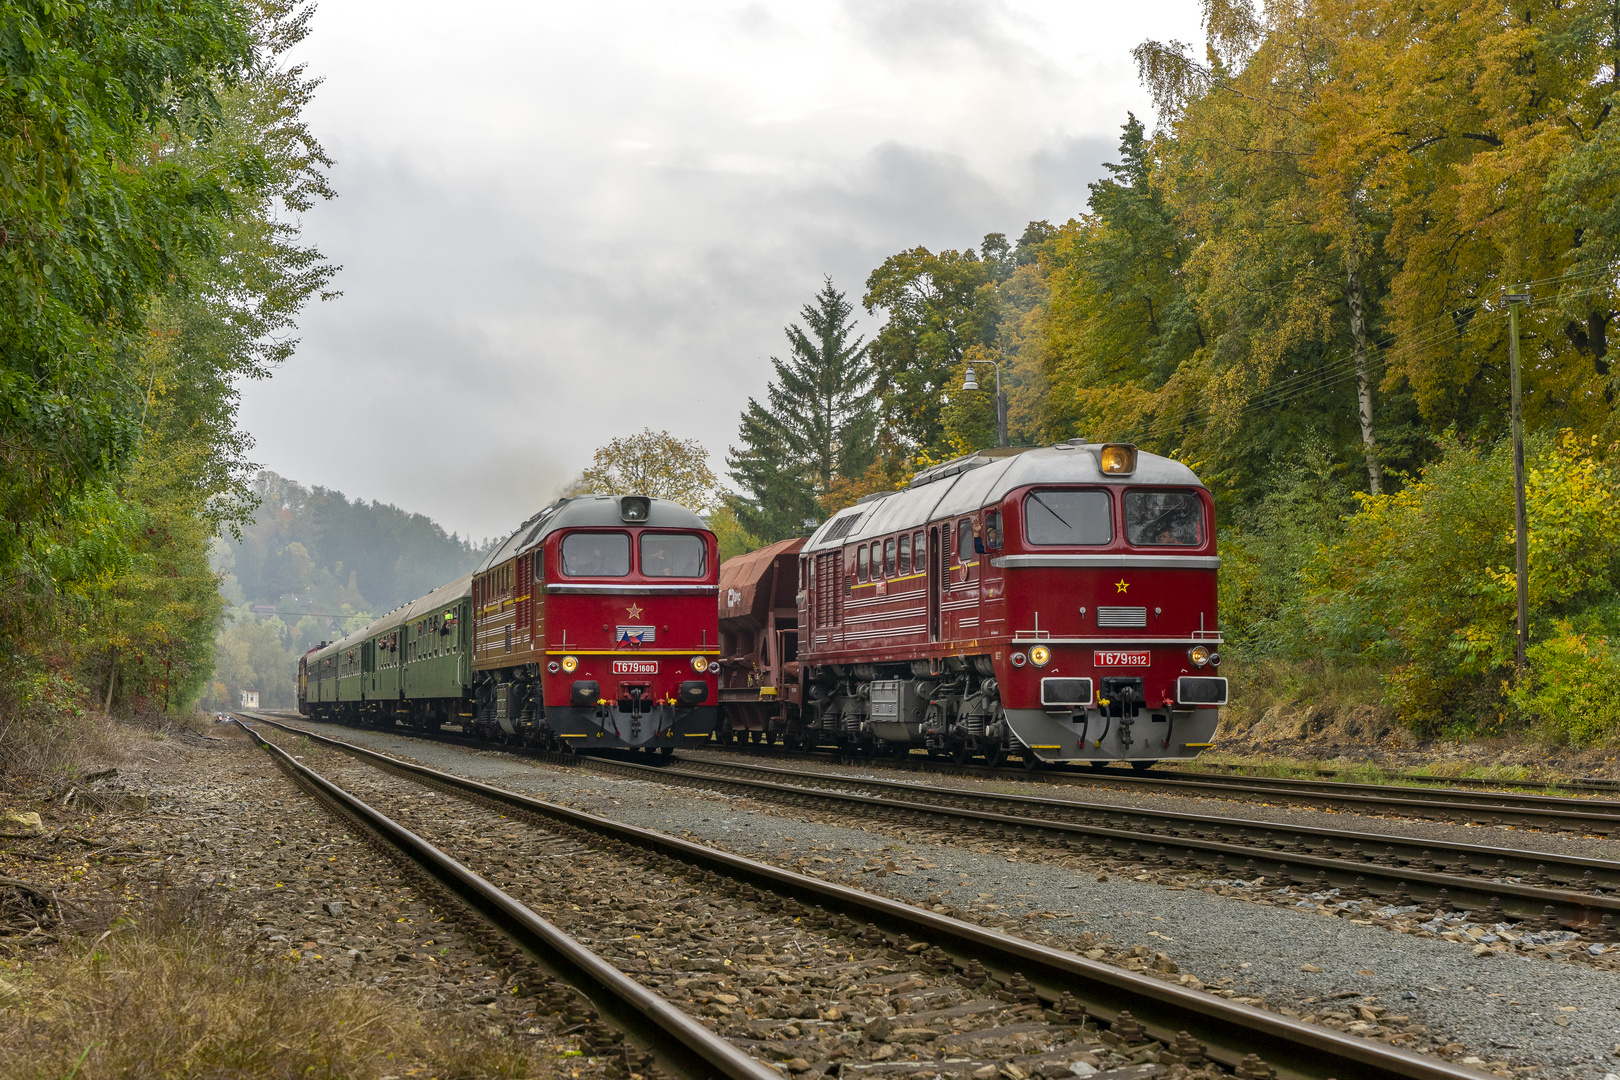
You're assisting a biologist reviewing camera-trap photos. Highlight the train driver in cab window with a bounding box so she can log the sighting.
[562,532,631,576]
[640,533,707,577]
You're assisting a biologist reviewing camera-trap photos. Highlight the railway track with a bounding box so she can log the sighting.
[261,712,1620,932]
[691,746,1620,835]
[240,713,1491,1080]
[581,755,1620,934]
[267,709,1620,834]
[234,718,778,1080]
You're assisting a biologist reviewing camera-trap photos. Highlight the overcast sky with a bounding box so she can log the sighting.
[240,0,1205,543]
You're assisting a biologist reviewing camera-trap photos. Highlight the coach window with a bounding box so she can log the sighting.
[562,532,631,576]
[897,534,911,575]
[1124,490,1205,546]
[883,538,896,577]
[641,533,706,577]
[857,544,870,582]
[1024,489,1113,546]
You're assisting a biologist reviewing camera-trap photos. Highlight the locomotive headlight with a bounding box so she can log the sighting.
[1188,645,1210,667]
[1010,651,1027,668]
[1099,443,1138,474]
[1029,645,1051,667]
[561,655,579,673]
[691,655,708,673]
[547,661,560,674]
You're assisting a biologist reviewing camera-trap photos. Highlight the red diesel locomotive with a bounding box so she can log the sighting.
[716,441,1225,766]
[300,494,720,751]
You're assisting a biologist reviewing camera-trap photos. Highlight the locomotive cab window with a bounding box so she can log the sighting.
[640,532,706,577]
[857,545,870,582]
[984,510,1003,550]
[913,530,925,567]
[957,519,975,562]
[1023,489,1112,546]
[1125,490,1204,546]
[561,532,631,576]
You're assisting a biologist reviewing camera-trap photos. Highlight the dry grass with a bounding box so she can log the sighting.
[0,881,545,1079]
[0,708,133,787]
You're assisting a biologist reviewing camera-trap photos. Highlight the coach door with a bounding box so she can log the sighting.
[928,525,942,641]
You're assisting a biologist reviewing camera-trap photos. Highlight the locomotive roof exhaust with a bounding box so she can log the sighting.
[619,495,651,522]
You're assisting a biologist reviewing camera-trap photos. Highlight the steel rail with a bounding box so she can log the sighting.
[244,713,1491,1080]
[232,718,780,1080]
[664,756,1620,895]
[622,757,1620,932]
[1180,761,1620,797]
[691,745,1620,834]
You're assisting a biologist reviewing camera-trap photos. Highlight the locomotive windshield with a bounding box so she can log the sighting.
[640,533,707,577]
[561,532,631,576]
[1125,490,1204,546]
[1023,489,1112,545]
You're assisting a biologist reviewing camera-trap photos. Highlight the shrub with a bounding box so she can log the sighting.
[1508,621,1620,746]
[1305,431,1620,733]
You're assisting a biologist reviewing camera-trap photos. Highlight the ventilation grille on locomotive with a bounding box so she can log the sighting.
[822,513,864,541]
[1096,605,1148,628]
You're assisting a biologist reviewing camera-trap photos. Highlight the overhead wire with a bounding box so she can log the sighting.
[1152,264,1618,429]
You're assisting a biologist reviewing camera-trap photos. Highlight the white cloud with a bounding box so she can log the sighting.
[240,0,1203,540]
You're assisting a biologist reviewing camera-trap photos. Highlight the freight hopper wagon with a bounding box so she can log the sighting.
[469,494,720,752]
[791,442,1226,767]
[716,537,807,746]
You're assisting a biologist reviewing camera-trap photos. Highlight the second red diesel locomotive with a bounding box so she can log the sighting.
[716,441,1226,767]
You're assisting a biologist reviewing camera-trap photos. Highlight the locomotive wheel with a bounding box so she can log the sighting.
[1022,749,1043,772]
[983,743,1005,769]
[1130,759,1158,773]
[952,741,971,766]
[659,744,674,757]
[1087,760,1111,772]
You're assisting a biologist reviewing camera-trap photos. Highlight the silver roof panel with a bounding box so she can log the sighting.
[803,445,1202,553]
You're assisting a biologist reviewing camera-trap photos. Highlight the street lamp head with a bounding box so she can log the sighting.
[961,366,979,391]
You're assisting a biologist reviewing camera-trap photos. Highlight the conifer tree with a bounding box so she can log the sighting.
[726,278,875,541]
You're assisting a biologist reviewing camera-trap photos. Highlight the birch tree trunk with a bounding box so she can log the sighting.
[1346,247,1383,495]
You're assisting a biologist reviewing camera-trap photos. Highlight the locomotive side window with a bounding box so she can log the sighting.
[984,510,1003,550]
[957,519,975,562]
[1124,490,1204,546]
[561,532,631,576]
[898,534,911,575]
[1023,489,1112,546]
[640,533,706,577]
[857,545,870,582]
[913,530,925,567]
[883,538,896,577]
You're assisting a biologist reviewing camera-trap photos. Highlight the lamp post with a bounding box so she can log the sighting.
[962,359,1007,447]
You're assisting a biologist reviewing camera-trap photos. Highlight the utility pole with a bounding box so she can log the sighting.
[1506,286,1531,675]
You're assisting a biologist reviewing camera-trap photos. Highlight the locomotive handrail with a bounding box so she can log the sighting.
[991,554,1221,569]
[546,584,720,595]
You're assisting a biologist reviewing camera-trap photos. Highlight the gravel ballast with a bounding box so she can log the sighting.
[268,720,1620,1079]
